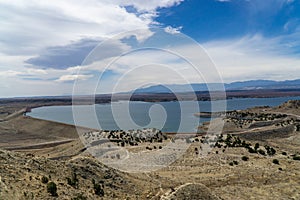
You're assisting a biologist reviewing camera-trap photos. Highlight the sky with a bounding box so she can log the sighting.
[0,0,300,97]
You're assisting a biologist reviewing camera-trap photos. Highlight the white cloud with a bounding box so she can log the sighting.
[0,70,21,77]
[0,0,151,55]
[0,0,183,56]
[0,0,184,97]
[0,68,47,78]
[68,31,300,94]
[56,74,93,82]
[112,0,183,12]
[203,34,300,82]
[1,0,300,97]
[164,26,183,34]
[72,42,221,94]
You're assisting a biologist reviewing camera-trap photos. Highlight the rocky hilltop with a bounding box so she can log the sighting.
[0,149,161,199]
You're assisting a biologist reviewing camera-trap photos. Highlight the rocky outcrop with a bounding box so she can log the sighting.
[278,100,300,109]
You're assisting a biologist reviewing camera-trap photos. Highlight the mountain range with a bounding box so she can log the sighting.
[132,79,300,94]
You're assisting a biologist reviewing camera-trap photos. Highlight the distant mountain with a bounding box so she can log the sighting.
[132,79,300,93]
[226,79,300,90]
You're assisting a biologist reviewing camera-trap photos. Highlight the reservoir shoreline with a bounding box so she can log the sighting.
[27,96,300,133]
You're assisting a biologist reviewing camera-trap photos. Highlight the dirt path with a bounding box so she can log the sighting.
[0,108,27,122]
[4,139,76,151]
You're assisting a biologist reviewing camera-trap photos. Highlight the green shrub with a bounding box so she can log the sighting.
[233,160,238,165]
[92,179,104,196]
[293,155,300,160]
[254,143,259,150]
[248,148,257,154]
[273,159,279,165]
[266,146,276,156]
[241,156,249,161]
[229,162,234,166]
[93,183,104,196]
[41,176,49,184]
[296,124,300,131]
[258,149,266,156]
[282,152,287,156]
[67,172,79,188]
[47,182,58,196]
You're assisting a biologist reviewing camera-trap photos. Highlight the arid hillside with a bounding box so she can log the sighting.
[0,100,299,199]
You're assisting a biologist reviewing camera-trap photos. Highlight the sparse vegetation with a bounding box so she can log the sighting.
[41,175,49,184]
[254,143,259,151]
[258,149,266,156]
[216,135,278,159]
[241,156,249,161]
[92,179,104,197]
[67,172,79,188]
[47,182,58,196]
[273,159,280,165]
[292,155,300,160]
[1,99,300,199]
[265,145,276,156]
[229,160,238,166]
[248,147,257,154]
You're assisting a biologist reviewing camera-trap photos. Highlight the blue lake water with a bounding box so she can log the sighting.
[28,96,300,133]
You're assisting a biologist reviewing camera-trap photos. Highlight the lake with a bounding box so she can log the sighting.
[28,96,300,133]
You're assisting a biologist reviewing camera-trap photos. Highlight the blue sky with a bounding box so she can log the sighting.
[0,0,299,97]
[157,0,300,40]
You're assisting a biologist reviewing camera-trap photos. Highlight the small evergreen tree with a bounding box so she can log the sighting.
[93,182,104,196]
[41,176,49,184]
[47,182,58,196]
[67,172,79,188]
[273,159,279,165]
[254,143,259,151]
[292,155,300,160]
[241,156,249,161]
[258,149,266,156]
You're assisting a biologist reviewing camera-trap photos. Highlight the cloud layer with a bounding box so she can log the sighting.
[0,0,182,97]
[0,0,300,97]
